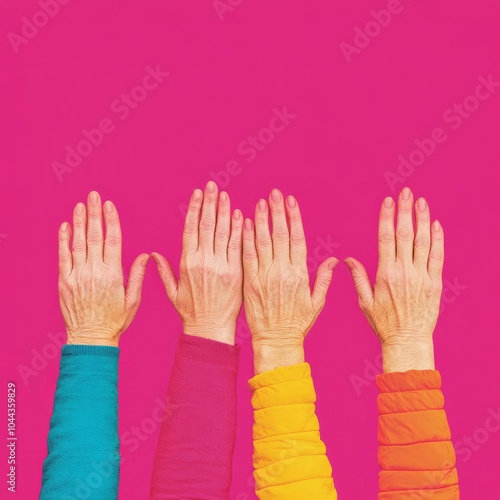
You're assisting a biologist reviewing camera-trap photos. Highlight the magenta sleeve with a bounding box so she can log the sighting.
[149,333,240,500]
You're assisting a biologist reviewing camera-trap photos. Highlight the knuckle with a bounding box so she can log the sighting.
[256,237,272,248]
[396,228,414,241]
[243,250,256,261]
[290,233,305,245]
[215,228,230,241]
[72,242,87,254]
[184,223,198,235]
[87,233,104,245]
[272,230,289,243]
[105,234,122,246]
[199,218,216,232]
[228,238,241,251]
[414,236,430,249]
[429,250,444,263]
[378,231,394,245]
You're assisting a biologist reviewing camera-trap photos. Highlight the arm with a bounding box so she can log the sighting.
[345,188,459,498]
[242,190,338,499]
[41,191,148,498]
[150,182,243,499]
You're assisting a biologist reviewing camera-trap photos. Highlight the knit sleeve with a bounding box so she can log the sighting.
[40,344,120,499]
[377,370,459,499]
[249,362,337,499]
[149,334,240,499]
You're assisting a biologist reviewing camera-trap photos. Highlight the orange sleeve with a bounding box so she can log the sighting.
[376,370,459,499]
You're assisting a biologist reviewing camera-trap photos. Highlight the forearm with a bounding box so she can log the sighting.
[253,342,305,375]
[40,345,120,499]
[377,370,459,499]
[250,362,337,499]
[149,334,240,500]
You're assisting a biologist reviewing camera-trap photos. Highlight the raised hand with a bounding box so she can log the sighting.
[151,181,243,345]
[58,191,150,346]
[345,187,444,372]
[242,189,338,373]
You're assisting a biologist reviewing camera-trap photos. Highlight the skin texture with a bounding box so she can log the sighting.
[344,187,444,372]
[58,191,150,347]
[152,181,244,345]
[242,189,339,374]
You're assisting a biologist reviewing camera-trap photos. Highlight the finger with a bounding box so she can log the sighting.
[214,191,231,260]
[242,218,258,279]
[395,187,414,265]
[413,197,431,269]
[124,253,150,317]
[86,191,104,262]
[182,189,203,256]
[103,200,122,271]
[228,209,243,268]
[72,202,87,267]
[311,257,339,310]
[269,188,289,262]
[344,258,374,308]
[378,197,396,267]
[254,199,272,268]
[199,181,218,252]
[428,220,445,280]
[151,252,179,302]
[286,196,307,267]
[58,222,73,280]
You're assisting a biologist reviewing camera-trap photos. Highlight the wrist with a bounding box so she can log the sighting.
[252,341,305,375]
[381,340,435,373]
[183,324,236,345]
[66,333,119,347]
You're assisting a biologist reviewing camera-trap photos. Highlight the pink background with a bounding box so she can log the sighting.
[1,0,499,498]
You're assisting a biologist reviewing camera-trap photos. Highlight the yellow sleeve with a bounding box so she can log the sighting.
[249,362,337,500]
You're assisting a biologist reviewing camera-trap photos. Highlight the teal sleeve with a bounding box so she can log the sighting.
[40,344,120,500]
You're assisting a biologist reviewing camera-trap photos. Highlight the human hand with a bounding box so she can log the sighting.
[151,182,243,345]
[242,189,338,374]
[58,191,149,347]
[345,187,444,372]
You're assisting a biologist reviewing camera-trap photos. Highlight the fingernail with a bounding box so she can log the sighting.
[402,187,411,200]
[433,220,441,231]
[104,201,113,213]
[141,255,150,266]
[271,189,281,203]
[193,189,202,201]
[234,209,241,220]
[383,197,393,208]
[258,199,267,212]
[417,198,426,211]
[75,203,84,215]
[287,196,296,208]
[151,253,159,265]
[328,258,338,270]
[60,223,68,232]
[244,218,253,230]
[207,181,216,193]
[220,191,228,203]
[89,192,99,205]
[344,259,354,271]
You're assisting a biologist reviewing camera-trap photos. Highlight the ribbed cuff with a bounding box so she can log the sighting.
[62,344,120,357]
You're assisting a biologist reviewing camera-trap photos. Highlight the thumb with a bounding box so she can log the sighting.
[311,257,339,310]
[124,253,150,318]
[151,252,179,302]
[344,257,374,308]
